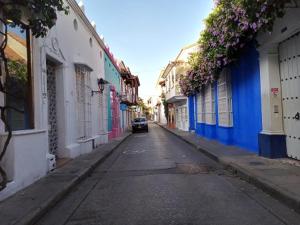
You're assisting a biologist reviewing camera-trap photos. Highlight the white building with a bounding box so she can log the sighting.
[162,43,199,131]
[0,0,109,200]
[257,2,300,159]
[152,70,167,125]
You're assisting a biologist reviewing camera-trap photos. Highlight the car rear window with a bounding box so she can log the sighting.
[134,118,146,122]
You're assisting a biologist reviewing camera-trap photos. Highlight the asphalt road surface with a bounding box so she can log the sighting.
[38,123,300,225]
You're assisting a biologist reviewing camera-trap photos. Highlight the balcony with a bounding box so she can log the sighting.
[165,83,186,103]
[120,92,135,105]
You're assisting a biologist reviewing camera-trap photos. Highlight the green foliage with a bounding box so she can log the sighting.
[188,52,201,71]
[7,60,27,82]
[1,0,69,38]
[162,99,168,120]
[180,0,290,96]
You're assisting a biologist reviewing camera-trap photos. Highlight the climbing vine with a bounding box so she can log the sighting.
[162,99,168,121]
[0,0,69,37]
[179,0,290,96]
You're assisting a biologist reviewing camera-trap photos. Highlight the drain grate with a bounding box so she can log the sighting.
[176,163,214,174]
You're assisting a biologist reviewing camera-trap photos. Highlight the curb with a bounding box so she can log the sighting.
[157,123,300,214]
[20,133,132,225]
[221,160,300,214]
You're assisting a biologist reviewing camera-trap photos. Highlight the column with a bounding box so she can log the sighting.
[258,45,287,158]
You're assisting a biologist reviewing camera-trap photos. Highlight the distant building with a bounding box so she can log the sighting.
[119,61,140,130]
[161,43,200,131]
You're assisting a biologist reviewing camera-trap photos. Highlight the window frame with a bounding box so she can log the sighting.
[196,83,216,125]
[204,83,216,125]
[75,65,92,140]
[5,25,34,131]
[196,90,205,123]
[217,68,233,127]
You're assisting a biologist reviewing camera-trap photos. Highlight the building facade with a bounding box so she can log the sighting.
[257,3,300,159]
[104,52,122,140]
[162,44,199,131]
[119,61,140,130]
[152,70,167,125]
[188,3,300,160]
[189,45,262,152]
[0,0,139,200]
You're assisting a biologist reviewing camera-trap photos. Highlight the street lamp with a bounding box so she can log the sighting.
[91,78,108,96]
[98,78,105,93]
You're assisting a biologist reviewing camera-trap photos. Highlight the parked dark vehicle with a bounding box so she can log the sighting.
[132,117,148,133]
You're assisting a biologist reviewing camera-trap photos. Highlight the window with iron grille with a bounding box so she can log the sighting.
[197,83,216,124]
[75,65,92,139]
[197,91,205,123]
[204,83,216,125]
[217,68,233,127]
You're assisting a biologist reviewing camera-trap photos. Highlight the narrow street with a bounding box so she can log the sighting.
[37,123,300,225]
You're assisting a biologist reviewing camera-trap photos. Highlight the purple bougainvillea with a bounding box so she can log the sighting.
[179,0,290,96]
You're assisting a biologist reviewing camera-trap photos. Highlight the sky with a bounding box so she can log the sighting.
[81,0,215,100]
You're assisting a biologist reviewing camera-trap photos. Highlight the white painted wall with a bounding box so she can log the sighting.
[36,1,107,158]
[0,0,108,200]
[153,71,167,124]
[0,130,48,200]
[257,7,300,135]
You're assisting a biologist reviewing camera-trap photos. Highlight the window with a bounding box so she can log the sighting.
[73,19,78,31]
[4,24,33,131]
[197,83,216,125]
[165,78,168,92]
[171,73,175,88]
[89,37,93,47]
[204,83,216,125]
[134,118,146,122]
[75,65,92,139]
[197,91,205,123]
[217,68,233,127]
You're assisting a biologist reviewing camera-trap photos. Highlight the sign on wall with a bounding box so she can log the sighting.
[120,103,128,111]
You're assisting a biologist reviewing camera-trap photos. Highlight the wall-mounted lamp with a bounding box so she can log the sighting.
[91,78,108,96]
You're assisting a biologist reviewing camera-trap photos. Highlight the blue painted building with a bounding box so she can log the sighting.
[189,46,262,153]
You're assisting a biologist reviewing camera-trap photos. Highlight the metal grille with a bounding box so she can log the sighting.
[217,68,233,127]
[47,63,58,155]
[176,106,188,130]
[197,91,205,123]
[204,83,216,125]
[197,84,216,125]
[75,66,92,139]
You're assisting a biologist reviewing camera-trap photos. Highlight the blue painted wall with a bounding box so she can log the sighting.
[104,53,121,93]
[192,46,262,153]
[231,46,262,151]
[188,96,195,131]
[104,52,121,131]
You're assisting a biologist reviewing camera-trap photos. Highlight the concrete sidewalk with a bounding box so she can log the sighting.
[0,132,131,225]
[157,123,300,214]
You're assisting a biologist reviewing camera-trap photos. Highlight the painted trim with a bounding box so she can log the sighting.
[0,129,47,137]
[259,133,287,158]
